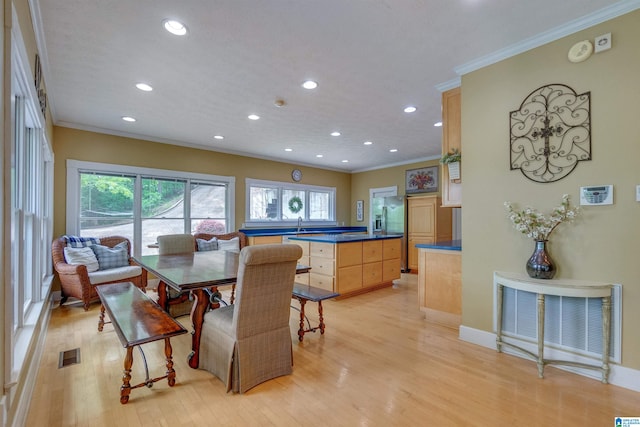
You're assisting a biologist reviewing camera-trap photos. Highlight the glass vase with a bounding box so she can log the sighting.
[526,240,556,279]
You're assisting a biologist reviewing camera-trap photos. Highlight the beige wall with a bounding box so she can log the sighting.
[461,10,640,369]
[350,159,441,225]
[52,127,352,238]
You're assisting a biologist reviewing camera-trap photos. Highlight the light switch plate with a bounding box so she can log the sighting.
[636,185,640,202]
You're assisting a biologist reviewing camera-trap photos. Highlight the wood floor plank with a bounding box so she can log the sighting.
[26,279,639,426]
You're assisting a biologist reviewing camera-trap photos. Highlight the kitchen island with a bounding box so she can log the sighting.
[287,234,403,298]
[416,240,461,329]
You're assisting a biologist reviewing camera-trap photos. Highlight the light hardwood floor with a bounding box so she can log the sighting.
[27,277,639,426]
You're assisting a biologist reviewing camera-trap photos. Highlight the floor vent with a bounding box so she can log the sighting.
[58,348,81,368]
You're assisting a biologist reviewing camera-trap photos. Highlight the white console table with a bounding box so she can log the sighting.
[494,271,613,383]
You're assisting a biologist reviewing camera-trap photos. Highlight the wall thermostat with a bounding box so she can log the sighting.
[580,185,613,205]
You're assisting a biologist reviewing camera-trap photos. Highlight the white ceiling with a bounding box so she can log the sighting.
[33,0,637,172]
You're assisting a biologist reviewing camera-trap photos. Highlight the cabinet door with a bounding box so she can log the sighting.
[337,265,362,293]
[442,87,462,207]
[382,238,401,260]
[407,197,436,235]
[337,242,362,267]
[383,258,401,282]
[408,234,435,271]
[362,240,382,263]
[363,262,383,286]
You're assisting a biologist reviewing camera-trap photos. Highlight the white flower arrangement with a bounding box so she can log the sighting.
[504,194,580,241]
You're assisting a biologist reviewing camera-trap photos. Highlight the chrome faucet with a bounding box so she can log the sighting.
[297,216,302,233]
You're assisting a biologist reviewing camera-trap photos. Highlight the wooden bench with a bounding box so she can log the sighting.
[96,282,188,404]
[291,283,340,342]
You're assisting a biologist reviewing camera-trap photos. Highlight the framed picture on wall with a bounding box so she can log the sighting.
[405,166,438,194]
[356,200,364,222]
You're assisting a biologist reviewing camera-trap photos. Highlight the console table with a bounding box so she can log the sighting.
[494,271,613,383]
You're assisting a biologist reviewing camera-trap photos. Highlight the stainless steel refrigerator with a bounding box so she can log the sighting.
[371,196,406,272]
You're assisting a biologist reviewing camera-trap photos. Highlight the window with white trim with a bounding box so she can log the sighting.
[245,178,335,227]
[67,161,235,256]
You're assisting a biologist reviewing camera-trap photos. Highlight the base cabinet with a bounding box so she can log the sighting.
[303,238,401,297]
[417,248,461,329]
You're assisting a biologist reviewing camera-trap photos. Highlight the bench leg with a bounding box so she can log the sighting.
[165,338,176,387]
[120,347,134,404]
[317,301,326,334]
[298,298,307,342]
[98,304,106,332]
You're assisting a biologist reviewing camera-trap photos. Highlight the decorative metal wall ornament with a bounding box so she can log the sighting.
[509,84,591,183]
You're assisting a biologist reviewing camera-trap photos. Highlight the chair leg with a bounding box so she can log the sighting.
[230,284,236,304]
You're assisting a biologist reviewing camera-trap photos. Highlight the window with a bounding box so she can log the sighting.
[67,161,235,256]
[8,16,55,385]
[246,178,335,226]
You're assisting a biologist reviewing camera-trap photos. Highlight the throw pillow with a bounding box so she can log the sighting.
[92,241,129,270]
[63,235,100,248]
[196,237,218,251]
[218,236,240,252]
[63,246,100,272]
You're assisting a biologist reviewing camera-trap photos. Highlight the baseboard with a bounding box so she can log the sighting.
[459,325,640,393]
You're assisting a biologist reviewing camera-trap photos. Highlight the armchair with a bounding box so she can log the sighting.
[52,235,147,311]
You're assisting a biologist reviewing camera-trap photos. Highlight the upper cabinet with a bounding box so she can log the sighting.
[441,87,462,207]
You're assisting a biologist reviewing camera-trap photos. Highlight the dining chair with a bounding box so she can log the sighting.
[157,234,196,317]
[198,243,303,393]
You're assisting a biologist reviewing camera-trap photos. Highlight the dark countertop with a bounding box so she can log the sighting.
[239,226,367,237]
[287,233,403,244]
[415,240,462,251]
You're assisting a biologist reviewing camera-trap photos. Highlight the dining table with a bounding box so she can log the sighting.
[133,250,310,369]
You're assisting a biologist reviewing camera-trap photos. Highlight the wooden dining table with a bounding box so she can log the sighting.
[133,250,310,369]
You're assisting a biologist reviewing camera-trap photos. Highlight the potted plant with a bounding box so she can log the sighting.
[440,148,461,180]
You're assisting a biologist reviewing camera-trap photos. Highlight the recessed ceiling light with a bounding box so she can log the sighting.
[389,149,398,153]
[330,131,341,137]
[122,116,136,122]
[214,135,224,140]
[404,106,417,113]
[434,122,443,127]
[342,160,349,163]
[248,114,260,120]
[136,83,153,92]
[284,148,293,152]
[363,141,373,145]
[302,80,318,90]
[163,19,188,36]
[316,154,323,158]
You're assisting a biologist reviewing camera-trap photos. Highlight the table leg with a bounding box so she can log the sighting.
[537,293,545,378]
[164,338,176,387]
[601,295,611,384]
[298,298,307,342]
[188,289,209,369]
[98,304,106,332]
[157,281,168,312]
[120,347,134,404]
[496,284,504,352]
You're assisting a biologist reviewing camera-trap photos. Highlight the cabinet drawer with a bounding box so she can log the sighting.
[310,242,335,258]
[337,265,362,293]
[295,272,310,285]
[310,257,335,276]
[285,240,309,256]
[383,239,401,260]
[383,259,401,282]
[337,242,362,267]
[297,255,310,267]
[362,240,383,263]
[249,235,282,245]
[363,262,382,286]
[309,273,334,292]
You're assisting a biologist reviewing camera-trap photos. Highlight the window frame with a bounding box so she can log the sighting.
[66,160,236,257]
[245,178,336,227]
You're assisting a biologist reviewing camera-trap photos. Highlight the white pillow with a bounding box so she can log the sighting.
[218,237,240,252]
[63,246,100,272]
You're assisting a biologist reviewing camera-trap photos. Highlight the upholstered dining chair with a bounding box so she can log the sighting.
[157,234,197,317]
[198,244,303,393]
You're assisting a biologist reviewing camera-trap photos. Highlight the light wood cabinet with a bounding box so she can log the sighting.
[304,238,402,297]
[441,87,462,207]
[247,235,282,245]
[417,247,462,329]
[407,195,452,272]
